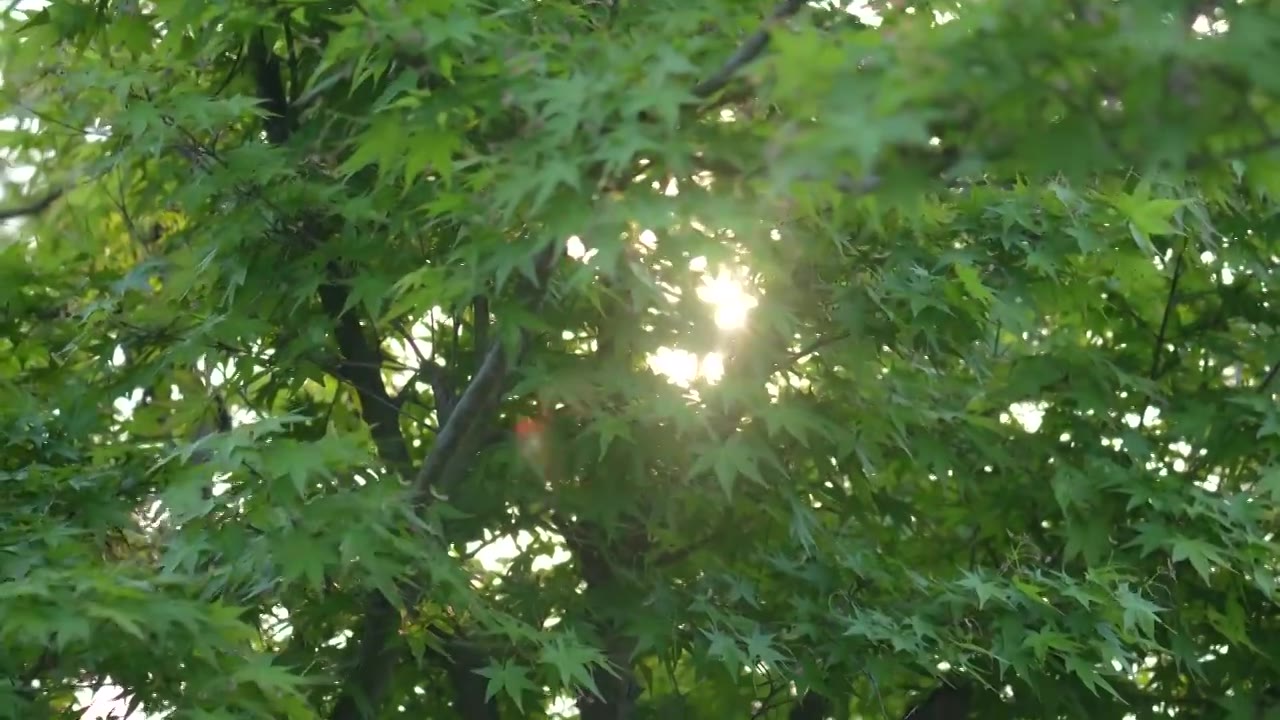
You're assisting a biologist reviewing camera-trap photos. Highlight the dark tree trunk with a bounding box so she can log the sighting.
[903,683,972,720]
[790,691,831,720]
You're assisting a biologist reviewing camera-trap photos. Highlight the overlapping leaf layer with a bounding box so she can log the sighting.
[1,2,1278,718]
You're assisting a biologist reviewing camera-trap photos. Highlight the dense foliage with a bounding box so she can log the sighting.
[2,1,1279,718]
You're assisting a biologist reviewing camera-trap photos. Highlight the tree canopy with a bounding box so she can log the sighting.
[2,1,1279,718]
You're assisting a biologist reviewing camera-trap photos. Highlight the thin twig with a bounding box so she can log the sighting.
[751,677,790,719]
[1258,360,1280,393]
[210,43,246,98]
[788,332,852,363]
[1150,238,1187,379]
[867,669,890,720]
[393,319,432,368]
[283,13,301,102]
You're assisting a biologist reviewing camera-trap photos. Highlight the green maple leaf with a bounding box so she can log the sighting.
[1115,583,1164,638]
[743,628,785,669]
[703,629,743,671]
[1064,656,1122,700]
[260,439,328,497]
[475,660,537,712]
[539,636,608,698]
[957,571,1005,610]
[1170,538,1227,583]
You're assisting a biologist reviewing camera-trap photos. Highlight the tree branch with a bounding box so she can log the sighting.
[317,275,413,471]
[407,328,514,501]
[0,188,63,221]
[692,0,808,99]
[329,243,559,720]
[240,35,454,719]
